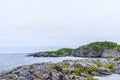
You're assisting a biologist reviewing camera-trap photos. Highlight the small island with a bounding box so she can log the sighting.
[27,41,120,58]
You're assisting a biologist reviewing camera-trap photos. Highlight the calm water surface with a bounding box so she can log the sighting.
[0,54,84,72]
[95,74,120,80]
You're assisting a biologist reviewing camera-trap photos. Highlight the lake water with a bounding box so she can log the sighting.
[0,54,84,72]
[0,54,120,80]
[95,74,120,80]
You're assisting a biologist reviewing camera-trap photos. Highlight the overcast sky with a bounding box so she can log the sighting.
[0,0,120,53]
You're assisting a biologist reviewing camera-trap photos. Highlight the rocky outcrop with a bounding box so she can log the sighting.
[101,50,120,58]
[0,58,120,80]
[71,41,120,58]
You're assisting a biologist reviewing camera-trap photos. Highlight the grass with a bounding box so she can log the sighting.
[93,61,102,67]
[73,67,83,75]
[62,63,70,68]
[85,68,98,74]
[50,64,62,71]
[114,58,120,61]
[85,77,98,80]
[103,64,115,72]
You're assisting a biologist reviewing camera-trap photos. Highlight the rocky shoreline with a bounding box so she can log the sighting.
[1,41,120,80]
[0,58,120,80]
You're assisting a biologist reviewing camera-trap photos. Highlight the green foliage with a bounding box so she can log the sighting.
[85,77,98,80]
[93,62,102,67]
[104,64,114,69]
[58,48,73,53]
[114,58,120,61]
[90,41,117,48]
[62,69,71,75]
[62,63,70,68]
[47,51,62,55]
[50,64,62,71]
[50,64,57,69]
[73,67,83,75]
[103,64,115,72]
[113,45,120,52]
[86,68,98,73]
[46,48,73,56]
[87,41,118,52]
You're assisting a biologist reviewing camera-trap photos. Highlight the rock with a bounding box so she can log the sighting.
[17,76,27,80]
[80,73,89,77]
[51,71,64,80]
[62,68,74,73]
[101,50,120,58]
[98,67,111,75]
[114,61,120,74]
[27,52,58,57]
[74,61,85,68]
[70,75,85,80]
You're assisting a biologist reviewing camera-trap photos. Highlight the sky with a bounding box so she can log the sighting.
[0,0,120,53]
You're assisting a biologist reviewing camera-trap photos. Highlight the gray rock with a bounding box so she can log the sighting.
[51,71,64,80]
[101,50,120,58]
[98,67,111,75]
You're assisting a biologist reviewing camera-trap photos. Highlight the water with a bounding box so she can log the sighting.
[95,74,120,80]
[0,53,84,72]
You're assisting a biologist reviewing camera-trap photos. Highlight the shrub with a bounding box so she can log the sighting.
[50,64,62,71]
[114,58,120,61]
[73,67,83,75]
[103,64,115,72]
[93,62,102,67]
[62,63,70,68]
[46,48,73,56]
[86,68,98,73]
[50,64,57,69]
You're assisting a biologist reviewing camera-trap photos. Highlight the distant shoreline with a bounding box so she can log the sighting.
[27,41,120,58]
